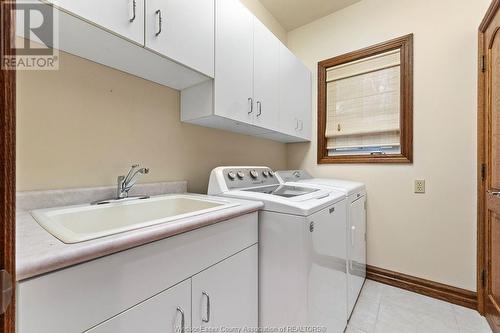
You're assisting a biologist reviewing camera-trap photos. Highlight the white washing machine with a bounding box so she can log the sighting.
[276,170,366,318]
[208,166,348,333]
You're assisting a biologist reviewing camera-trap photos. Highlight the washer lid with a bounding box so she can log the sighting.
[301,178,365,196]
[219,188,345,216]
[241,184,320,198]
[276,170,365,196]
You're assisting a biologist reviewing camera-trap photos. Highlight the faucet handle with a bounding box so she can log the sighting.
[124,164,140,183]
[117,165,150,199]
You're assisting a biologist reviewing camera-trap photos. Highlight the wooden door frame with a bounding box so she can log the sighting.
[0,0,16,331]
[477,0,500,316]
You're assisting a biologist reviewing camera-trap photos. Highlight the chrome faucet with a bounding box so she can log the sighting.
[91,164,151,205]
[117,164,150,199]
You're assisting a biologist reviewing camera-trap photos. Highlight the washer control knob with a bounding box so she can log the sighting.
[227,171,236,180]
[268,170,275,177]
[262,171,269,177]
[250,170,258,179]
[237,171,245,179]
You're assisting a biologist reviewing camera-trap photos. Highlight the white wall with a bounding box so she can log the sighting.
[16,51,288,194]
[286,0,491,290]
[16,5,289,194]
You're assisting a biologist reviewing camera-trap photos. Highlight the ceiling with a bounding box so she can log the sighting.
[259,0,362,31]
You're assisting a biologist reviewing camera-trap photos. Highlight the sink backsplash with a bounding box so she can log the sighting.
[16,181,187,212]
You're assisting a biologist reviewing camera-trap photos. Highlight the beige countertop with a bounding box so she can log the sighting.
[16,183,263,281]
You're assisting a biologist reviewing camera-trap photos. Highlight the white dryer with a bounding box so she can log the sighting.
[276,170,366,318]
[208,166,348,333]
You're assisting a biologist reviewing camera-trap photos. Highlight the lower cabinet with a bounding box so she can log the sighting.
[87,279,191,333]
[193,244,258,329]
[17,213,258,333]
[86,244,258,332]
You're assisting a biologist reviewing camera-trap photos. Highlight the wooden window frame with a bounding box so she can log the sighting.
[317,34,414,164]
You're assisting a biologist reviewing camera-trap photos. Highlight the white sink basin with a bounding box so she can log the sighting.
[31,195,239,244]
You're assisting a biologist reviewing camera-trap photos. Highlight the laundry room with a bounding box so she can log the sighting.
[0,0,498,332]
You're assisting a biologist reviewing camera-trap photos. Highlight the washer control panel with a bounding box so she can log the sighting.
[223,167,279,189]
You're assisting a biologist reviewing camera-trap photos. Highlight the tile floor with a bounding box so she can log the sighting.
[347,280,493,333]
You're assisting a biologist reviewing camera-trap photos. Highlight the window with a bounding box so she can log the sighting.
[317,34,413,163]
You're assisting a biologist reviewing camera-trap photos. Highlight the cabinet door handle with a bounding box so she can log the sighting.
[488,190,500,197]
[248,98,253,114]
[202,291,210,323]
[256,101,262,117]
[155,10,162,36]
[295,119,299,129]
[176,307,185,333]
[129,0,137,22]
[299,120,303,130]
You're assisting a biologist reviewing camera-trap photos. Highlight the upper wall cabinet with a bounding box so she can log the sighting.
[253,20,281,132]
[18,0,214,90]
[145,0,215,77]
[181,0,311,143]
[214,0,255,125]
[212,0,279,131]
[279,44,312,140]
[20,0,309,142]
[46,0,145,45]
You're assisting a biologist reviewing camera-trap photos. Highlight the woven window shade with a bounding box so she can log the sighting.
[326,50,401,150]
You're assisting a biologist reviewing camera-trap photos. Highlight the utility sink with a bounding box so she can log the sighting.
[31,195,239,244]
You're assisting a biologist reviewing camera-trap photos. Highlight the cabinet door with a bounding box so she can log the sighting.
[253,20,280,131]
[192,245,258,329]
[48,0,144,44]
[279,44,312,139]
[214,0,254,125]
[297,66,312,140]
[146,0,214,77]
[87,279,191,333]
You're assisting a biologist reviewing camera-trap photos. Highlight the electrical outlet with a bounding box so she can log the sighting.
[415,180,425,193]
